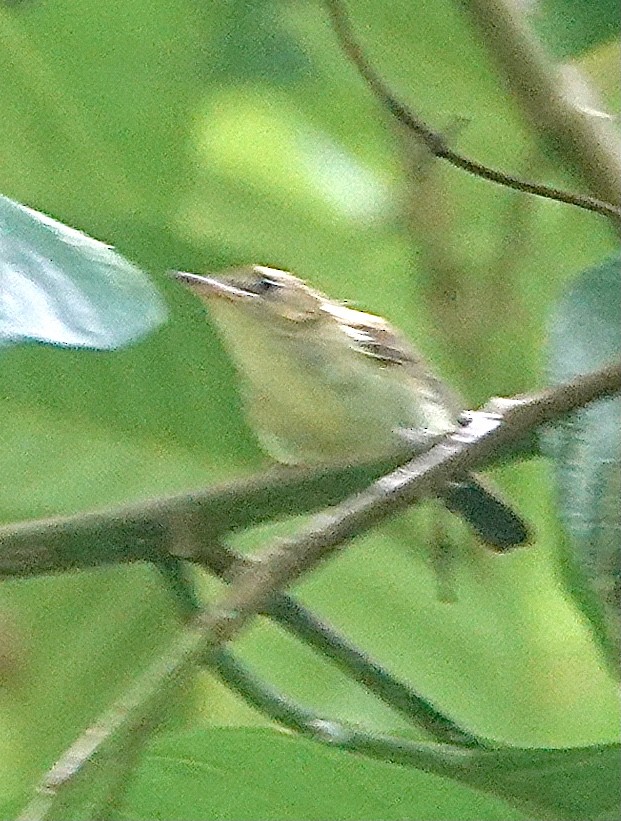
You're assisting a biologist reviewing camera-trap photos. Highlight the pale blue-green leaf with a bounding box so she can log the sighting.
[0,194,166,349]
[546,254,621,672]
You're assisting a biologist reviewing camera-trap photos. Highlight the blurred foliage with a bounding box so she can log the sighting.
[121,728,620,821]
[0,0,619,819]
[536,0,620,57]
[121,728,525,821]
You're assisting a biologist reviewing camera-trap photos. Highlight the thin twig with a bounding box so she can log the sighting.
[20,361,621,818]
[458,0,621,209]
[26,623,618,821]
[201,361,621,646]
[197,540,479,746]
[207,644,618,818]
[0,457,401,578]
[207,646,488,749]
[324,0,621,222]
[166,535,478,747]
[208,645,336,733]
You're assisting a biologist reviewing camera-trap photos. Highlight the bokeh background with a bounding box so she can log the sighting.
[0,0,619,818]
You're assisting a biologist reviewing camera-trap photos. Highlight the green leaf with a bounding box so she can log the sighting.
[546,254,621,671]
[0,194,166,349]
[120,728,526,821]
[464,743,621,821]
[1,0,619,814]
[536,0,620,57]
[121,728,621,821]
[341,729,621,821]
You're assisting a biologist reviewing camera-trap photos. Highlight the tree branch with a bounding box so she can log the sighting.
[20,361,621,819]
[458,0,621,210]
[2,362,618,584]
[0,458,401,578]
[25,623,618,821]
[324,0,621,223]
[196,539,479,745]
[201,361,621,643]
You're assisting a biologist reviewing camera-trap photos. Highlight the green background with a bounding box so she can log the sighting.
[0,0,619,818]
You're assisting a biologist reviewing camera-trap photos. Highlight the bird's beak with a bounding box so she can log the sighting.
[170,271,251,302]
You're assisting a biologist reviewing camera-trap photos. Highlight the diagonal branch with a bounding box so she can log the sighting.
[20,361,621,819]
[196,539,480,746]
[201,360,621,642]
[324,0,621,223]
[0,457,402,578]
[458,0,621,210]
[25,633,619,821]
[2,362,618,587]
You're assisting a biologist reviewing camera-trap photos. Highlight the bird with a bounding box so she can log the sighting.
[173,265,529,550]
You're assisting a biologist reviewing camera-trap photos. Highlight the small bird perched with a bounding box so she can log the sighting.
[174,266,529,550]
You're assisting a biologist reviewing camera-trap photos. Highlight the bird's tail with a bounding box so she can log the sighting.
[443,476,530,550]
